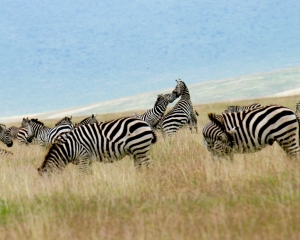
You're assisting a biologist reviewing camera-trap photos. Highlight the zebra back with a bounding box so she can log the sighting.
[224,103,262,113]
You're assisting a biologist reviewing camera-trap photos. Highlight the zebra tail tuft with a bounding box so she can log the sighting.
[195,110,199,116]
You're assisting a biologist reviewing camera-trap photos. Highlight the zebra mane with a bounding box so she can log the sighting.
[208,113,226,131]
[208,113,235,147]
[30,118,44,126]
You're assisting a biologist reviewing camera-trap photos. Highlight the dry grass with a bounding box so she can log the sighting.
[0,95,300,240]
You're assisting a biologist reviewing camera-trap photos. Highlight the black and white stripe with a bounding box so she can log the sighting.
[134,93,178,129]
[74,114,99,128]
[157,79,197,136]
[224,103,262,113]
[0,124,13,147]
[17,128,31,145]
[27,119,74,147]
[7,117,30,140]
[38,116,157,176]
[202,105,300,160]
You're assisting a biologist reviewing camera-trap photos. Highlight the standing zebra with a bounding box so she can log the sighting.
[0,124,13,147]
[157,79,197,136]
[134,93,178,129]
[74,114,99,128]
[224,103,262,113]
[27,119,74,147]
[202,105,300,161]
[296,100,300,115]
[38,116,157,176]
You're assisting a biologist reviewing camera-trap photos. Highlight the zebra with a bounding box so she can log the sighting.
[133,93,178,129]
[224,103,262,113]
[7,117,30,140]
[0,148,13,157]
[17,128,31,145]
[202,105,300,161]
[157,79,197,136]
[38,116,157,176]
[26,119,74,147]
[0,124,13,147]
[55,116,73,126]
[74,114,99,128]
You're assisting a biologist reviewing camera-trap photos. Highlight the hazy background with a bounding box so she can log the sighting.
[1,0,300,118]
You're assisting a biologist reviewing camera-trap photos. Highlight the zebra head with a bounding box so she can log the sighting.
[202,113,237,157]
[21,117,30,128]
[0,124,13,147]
[163,92,178,103]
[172,79,186,98]
[55,116,73,126]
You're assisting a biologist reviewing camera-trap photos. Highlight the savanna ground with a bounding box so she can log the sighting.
[1,95,300,240]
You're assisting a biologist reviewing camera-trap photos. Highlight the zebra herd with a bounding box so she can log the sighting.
[1,79,300,177]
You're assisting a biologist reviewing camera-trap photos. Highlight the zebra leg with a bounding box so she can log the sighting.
[77,155,93,174]
[133,155,153,169]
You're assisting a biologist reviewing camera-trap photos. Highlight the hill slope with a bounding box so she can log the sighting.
[1,67,300,123]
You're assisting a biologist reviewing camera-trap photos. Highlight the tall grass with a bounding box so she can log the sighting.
[0,95,300,240]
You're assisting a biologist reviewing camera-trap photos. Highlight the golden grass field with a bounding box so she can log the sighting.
[1,95,300,240]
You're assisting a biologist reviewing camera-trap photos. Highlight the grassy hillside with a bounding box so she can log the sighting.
[0,95,300,239]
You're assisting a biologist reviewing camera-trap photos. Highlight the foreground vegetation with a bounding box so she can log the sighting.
[0,95,300,240]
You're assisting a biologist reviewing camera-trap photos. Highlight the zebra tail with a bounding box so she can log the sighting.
[195,110,199,116]
[151,130,157,144]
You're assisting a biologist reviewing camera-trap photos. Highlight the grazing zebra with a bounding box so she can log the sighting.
[134,93,178,128]
[0,124,13,147]
[202,105,300,161]
[224,103,262,113]
[38,116,157,176]
[157,79,197,136]
[0,148,13,157]
[27,119,74,147]
[74,114,99,128]
[7,117,30,140]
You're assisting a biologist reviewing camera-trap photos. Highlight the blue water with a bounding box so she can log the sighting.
[1,0,300,117]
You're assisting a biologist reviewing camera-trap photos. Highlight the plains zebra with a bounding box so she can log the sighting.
[0,148,13,157]
[7,117,29,140]
[296,100,300,115]
[224,103,262,113]
[0,124,13,147]
[134,93,178,129]
[74,114,99,128]
[202,105,300,161]
[27,119,74,147]
[38,116,157,176]
[55,116,73,126]
[157,79,197,136]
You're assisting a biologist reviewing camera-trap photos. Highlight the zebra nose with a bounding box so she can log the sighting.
[7,142,13,147]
